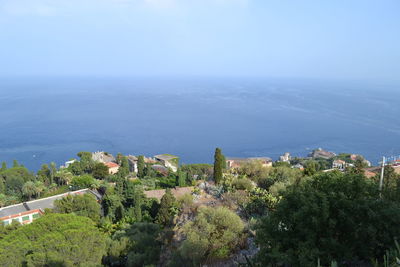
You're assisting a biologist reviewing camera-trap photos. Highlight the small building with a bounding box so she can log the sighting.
[152,164,169,176]
[279,152,291,162]
[226,157,272,169]
[92,151,116,164]
[0,189,101,225]
[154,154,179,172]
[144,157,157,164]
[292,163,304,170]
[104,162,120,175]
[62,159,76,168]
[127,155,138,173]
[309,148,336,160]
[350,154,358,161]
[350,154,371,167]
[332,159,346,170]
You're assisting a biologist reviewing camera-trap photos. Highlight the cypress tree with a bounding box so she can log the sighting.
[118,156,129,178]
[221,154,227,169]
[0,162,6,172]
[137,155,145,178]
[12,160,19,168]
[213,148,224,184]
[133,189,143,222]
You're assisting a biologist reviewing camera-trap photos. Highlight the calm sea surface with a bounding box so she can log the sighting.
[0,77,399,170]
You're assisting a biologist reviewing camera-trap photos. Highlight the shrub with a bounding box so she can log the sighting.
[178,206,245,265]
[232,177,254,191]
[104,222,162,267]
[177,193,194,209]
[221,190,249,210]
[244,188,279,218]
[71,174,95,189]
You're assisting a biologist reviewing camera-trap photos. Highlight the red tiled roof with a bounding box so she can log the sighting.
[364,170,377,178]
[0,209,43,221]
[333,159,346,164]
[104,162,119,168]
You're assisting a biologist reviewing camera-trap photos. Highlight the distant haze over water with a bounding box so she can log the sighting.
[0,77,399,170]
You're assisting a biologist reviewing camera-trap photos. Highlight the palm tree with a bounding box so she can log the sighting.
[22,181,37,200]
[55,170,73,185]
[34,181,45,198]
[90,179,100,190]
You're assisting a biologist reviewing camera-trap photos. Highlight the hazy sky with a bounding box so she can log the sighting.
[0,0,399,81]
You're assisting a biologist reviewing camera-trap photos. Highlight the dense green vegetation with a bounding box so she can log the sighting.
[174,206,244,265]
[0,214,106,266]
[256,171,400,266]
[1,148,399,266]
[54,193,101,222]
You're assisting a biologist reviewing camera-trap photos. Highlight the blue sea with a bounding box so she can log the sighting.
[0,77,399,171]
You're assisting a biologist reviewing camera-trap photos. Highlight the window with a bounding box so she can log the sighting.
[32,213,40,219]
[2,220,9,226]
[12,218,19,223]
[22,216,30,221]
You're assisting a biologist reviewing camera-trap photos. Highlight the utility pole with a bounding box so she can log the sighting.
[379,156,385,197]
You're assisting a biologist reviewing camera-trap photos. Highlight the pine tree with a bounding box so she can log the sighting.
[213,148,225,184]
[137,155,145,178]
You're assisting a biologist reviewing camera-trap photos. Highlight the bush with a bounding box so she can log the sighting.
[92,162,109,179]
[71,174,95,189]
[222,190,249,210]
[104,222,162,267]
[178,206,245,265]
[177,193,194,208]
[232,177,254,191]
[244,188,279,218]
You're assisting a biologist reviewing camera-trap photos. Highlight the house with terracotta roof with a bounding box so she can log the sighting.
[104,162,120,175]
